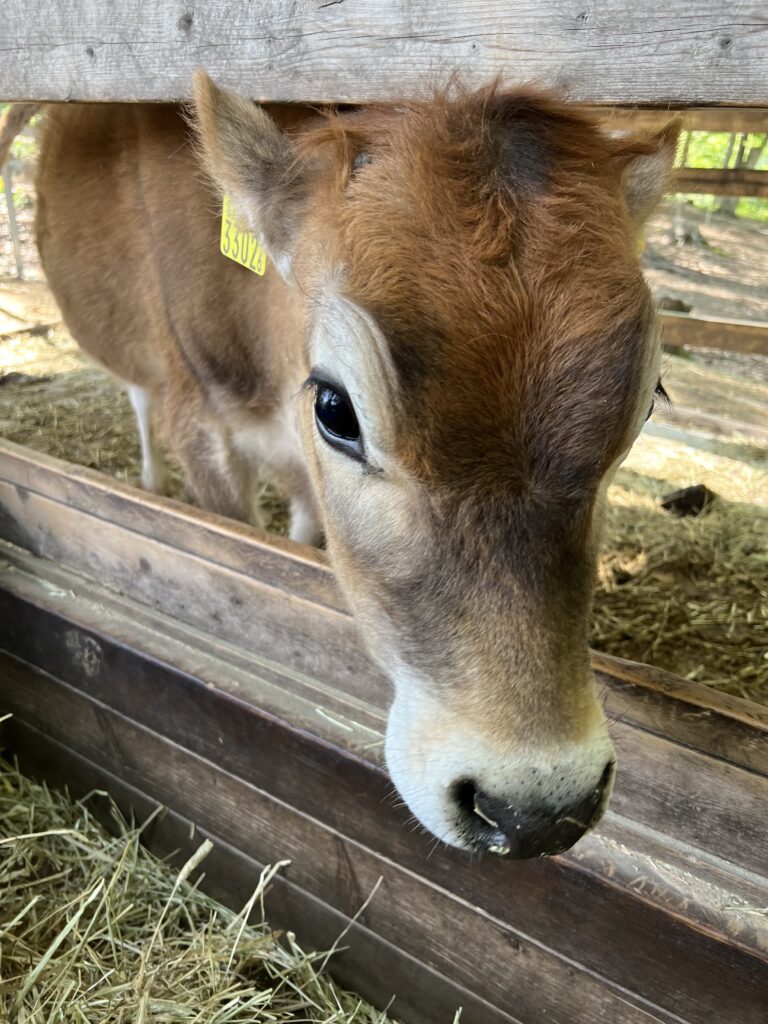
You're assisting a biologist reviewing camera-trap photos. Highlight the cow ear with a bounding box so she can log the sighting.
[191,71,307,279]
[615,121,682,225]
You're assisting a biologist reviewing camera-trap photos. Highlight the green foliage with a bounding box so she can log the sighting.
[676,130,768,223]
[683,130,767,170]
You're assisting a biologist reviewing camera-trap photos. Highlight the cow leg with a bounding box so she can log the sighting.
[288,493,322,546]
[127,384,168,494]
[178,423,265,527]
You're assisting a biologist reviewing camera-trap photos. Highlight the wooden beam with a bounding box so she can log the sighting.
[0,2,767,105]
[660,311,768,355]
[593,106,768,133]
[674,167,768,197]
[1,561,766,1024]
[0,440,766,1023]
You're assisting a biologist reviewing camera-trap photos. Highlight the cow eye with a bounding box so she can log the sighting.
[312,380,364,460]
[351,152,372,172]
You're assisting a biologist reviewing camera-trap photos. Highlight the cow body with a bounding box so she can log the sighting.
[36,103,318,536]
[32,81,678,857]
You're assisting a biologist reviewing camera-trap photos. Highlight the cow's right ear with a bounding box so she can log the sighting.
[191,71,306,280]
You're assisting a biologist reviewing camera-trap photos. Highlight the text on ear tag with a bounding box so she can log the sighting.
[220,194,267,275]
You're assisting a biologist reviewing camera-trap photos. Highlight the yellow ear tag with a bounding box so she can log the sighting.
[220,194,267,275]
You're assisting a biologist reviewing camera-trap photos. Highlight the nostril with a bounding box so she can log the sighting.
[452,779,511,856]
[453,778,478,819]
[452,762,615,860]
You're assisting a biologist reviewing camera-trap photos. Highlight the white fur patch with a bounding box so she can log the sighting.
[127,384,167,494]
[384,663,614,850]
[309,292,401,470]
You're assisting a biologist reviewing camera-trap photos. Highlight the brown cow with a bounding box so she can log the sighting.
[31,77,677,857]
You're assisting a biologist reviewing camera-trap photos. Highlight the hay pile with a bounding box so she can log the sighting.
[593,431,768,703]
[0,324,173,489]
[0,753,394,1023]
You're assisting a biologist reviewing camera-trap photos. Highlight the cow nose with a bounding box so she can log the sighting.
[454,761,615,858]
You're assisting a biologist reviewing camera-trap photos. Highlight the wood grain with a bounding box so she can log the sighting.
[4,666,765,1023]
[3,438,766,738]
[2,440,768,1020]
[659,312,768,356]
[2,554,767,990]
[676,168,768,198]
[0,2,766,105]
[0,440,340,610]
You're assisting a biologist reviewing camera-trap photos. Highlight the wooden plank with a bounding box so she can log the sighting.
[2,437,766,760]
[659,312,768,356]
[593,106,768,133]
[675,167,768,197]
[3,549,766,878]
[2,440,768,1017]
[0,2,766,105]
[0,440,341,610]
[0,478,380,705]
[1,713,659,1024]
[593,652,768,777]
[3,664,765,1024]
[2,480,767,781]
[1,550,767,979]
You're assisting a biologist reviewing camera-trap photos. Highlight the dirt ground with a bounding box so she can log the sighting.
[1,189,767,704]
[644,203,768,325]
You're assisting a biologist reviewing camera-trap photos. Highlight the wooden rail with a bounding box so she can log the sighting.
[0,440,766,1024]
[675,167,768,198]
[594,106,768,133]
[660,311,768,356]
[1,2,766,105]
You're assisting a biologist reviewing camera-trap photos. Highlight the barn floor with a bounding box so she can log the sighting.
[1,197,767,705]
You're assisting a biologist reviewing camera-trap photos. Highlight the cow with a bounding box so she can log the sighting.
[27,76,677,857]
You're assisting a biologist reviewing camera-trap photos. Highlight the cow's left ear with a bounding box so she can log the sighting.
[613,121,682,225]
[191,71,307,280]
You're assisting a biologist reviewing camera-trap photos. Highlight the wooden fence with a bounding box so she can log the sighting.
[0,5,766,1022]
[1,440,766,1024]
[1,2,766,105]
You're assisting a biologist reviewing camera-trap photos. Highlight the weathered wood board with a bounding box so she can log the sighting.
[660,311,768,356]
[676,168,768,199]
[1,2,766,105]
[594,106,768,133]
[0,439,766,1023]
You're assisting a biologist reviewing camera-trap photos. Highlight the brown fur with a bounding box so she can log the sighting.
[33,82,678,847]
[35,102,313,521]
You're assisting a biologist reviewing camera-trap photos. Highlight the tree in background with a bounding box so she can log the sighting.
[715,132,767,216]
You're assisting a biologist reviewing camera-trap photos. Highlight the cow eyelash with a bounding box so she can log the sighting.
[646,378,670,422]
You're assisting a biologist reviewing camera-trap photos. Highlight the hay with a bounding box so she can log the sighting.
[0,752,395,1023]
[0,327,289,532]
[593,431,768,703]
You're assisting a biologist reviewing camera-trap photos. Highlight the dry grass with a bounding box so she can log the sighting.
[0,750,395,1023]
[594,455,767,702]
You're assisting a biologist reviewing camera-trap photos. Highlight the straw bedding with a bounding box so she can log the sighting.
[0,750,394,1023]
